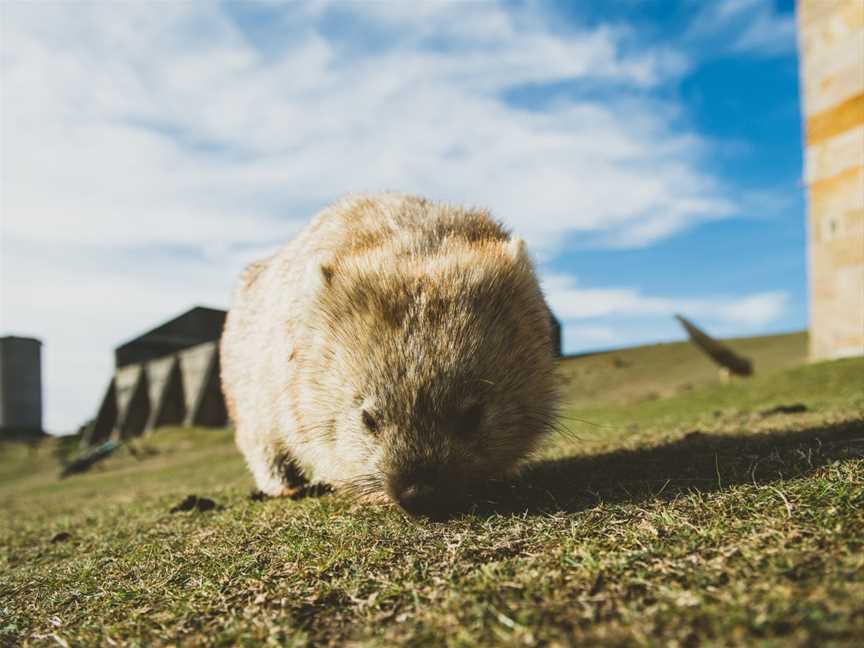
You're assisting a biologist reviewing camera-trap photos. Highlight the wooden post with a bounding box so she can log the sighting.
[675,315,753,377]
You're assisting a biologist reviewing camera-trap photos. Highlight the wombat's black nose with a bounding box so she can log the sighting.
[396,483,445,519]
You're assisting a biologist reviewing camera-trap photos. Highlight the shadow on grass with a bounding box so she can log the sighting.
[474,417,864,516]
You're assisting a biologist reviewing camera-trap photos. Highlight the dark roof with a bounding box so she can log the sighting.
[114,306,227,368]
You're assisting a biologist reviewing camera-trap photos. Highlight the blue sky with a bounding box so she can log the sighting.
[1,0,805,432]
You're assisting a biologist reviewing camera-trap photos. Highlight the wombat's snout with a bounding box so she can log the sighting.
[388,470,460,520]
[394,483,441,518]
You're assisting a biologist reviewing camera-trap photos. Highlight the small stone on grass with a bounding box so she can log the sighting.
[169,495,217,513]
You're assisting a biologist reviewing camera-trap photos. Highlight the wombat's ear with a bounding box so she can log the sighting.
[320,264,335,286]
[504,236,527,263]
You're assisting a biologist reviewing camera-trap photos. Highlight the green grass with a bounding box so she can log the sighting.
[2,333,863,646]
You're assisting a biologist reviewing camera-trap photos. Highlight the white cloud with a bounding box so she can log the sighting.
[544,274,787,327]
[733,13,797,57]
[3,1,733,252]
[687,0,797,57]
[715,293,789,326]
[1,2,764,432]
[559,325,617,350]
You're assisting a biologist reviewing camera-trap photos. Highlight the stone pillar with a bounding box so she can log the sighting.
[0,336,43,433]
[798,0,864,360]
[114,364,150,439]
[145,356,185,431]
[179,342,227,428]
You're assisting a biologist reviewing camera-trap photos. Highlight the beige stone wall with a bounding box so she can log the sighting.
[798,0,864,360]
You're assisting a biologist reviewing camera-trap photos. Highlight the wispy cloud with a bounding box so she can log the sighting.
[687,0,797,57]
[3,2,732,254]
[544,274,787,327]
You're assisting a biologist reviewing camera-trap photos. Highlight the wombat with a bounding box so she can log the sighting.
[220,194,559,517]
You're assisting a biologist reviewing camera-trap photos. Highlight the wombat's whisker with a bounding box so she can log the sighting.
[340,474,386,502]
[555,413,607,429]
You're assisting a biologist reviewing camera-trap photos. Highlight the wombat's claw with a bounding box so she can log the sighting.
[287,482,334,500]
[249,489,270,502]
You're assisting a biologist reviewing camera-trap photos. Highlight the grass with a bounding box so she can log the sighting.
[1,332,863,646]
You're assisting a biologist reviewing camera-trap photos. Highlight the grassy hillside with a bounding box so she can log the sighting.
[558,330,807,409]
[1,333,862,646]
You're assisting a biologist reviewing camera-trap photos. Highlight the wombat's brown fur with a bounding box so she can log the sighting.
[220,194,559,517]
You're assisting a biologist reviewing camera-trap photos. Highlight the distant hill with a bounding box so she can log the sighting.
[558,330,807,409]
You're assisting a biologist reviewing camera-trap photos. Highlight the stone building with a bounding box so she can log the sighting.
[797,0,864,360]
[0,336,43,435]
[84,307,228,445]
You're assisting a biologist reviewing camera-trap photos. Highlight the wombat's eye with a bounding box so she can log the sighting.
[361,409,379,434]
[456,403,484,436]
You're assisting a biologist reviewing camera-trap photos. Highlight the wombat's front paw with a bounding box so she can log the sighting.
[248,485,303,500]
